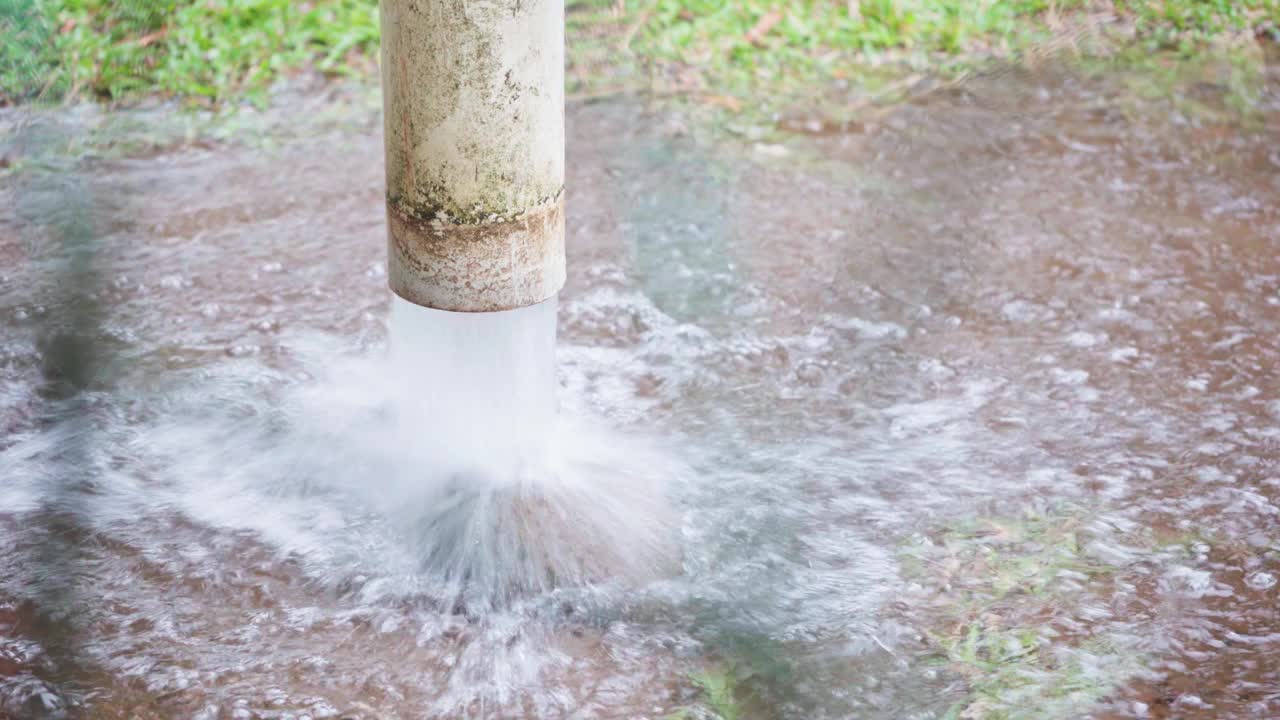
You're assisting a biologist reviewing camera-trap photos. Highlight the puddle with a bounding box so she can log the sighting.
[1,58,1278,719]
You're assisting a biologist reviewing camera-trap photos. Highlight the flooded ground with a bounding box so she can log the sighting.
[1,54,1278,719]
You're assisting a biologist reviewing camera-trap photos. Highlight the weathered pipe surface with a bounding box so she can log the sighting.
[380,0,566,312]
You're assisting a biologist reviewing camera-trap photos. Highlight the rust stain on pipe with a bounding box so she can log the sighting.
[387,195,566,313]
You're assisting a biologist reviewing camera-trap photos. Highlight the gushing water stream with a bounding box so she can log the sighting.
[388,295,559,485]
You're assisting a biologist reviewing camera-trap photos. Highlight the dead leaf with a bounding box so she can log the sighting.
[702,94,742,112]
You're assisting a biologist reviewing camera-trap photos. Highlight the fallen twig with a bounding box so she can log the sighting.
[620,1,656,52]
[745,8,784,46]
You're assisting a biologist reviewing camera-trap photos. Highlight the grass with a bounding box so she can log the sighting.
[567,0,1280,109]
[1129,0,1279,49]
[1,0,379,105]
[2,0,1278,107]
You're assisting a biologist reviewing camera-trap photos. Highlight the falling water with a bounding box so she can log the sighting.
[387,294,559,485]
[381,294,679,611]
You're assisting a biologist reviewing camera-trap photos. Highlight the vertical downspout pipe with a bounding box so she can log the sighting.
[379,0,565,312]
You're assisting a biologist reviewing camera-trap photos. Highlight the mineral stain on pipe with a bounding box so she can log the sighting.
[380,0,566,312]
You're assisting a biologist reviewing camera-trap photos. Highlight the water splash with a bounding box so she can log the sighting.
[127,296,683,616]
[381,295,680,610]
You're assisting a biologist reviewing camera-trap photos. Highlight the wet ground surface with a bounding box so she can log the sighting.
[1,54,1278,719]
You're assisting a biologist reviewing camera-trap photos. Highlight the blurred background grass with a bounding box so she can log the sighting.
[1,0,1276,107]
[0,0,379,105]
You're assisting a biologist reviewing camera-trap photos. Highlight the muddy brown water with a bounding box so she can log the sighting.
[0,58,1278,719]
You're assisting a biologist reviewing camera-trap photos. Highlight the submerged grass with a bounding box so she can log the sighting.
[662,668,737,719]
[1104,40,1272,124]
[2,0,1277,106]
[899,507,1151,720]
[689,666,742,720]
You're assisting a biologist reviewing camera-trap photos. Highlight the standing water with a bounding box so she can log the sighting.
[1,56,1279,719]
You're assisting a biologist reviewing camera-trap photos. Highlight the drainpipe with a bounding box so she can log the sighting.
[379,0,565,313]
